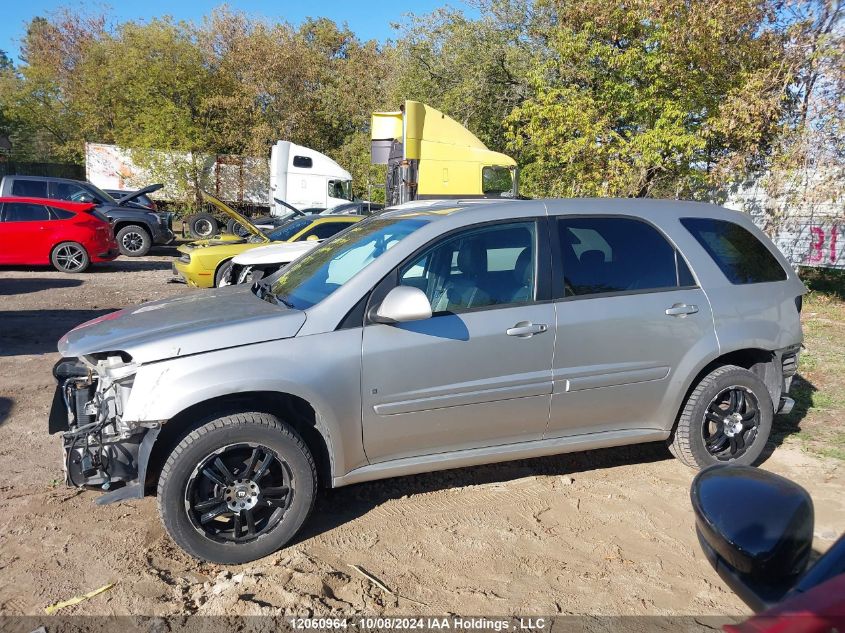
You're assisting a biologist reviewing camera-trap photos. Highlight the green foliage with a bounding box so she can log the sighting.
[0,7,393,203]
[532,0,781,198]
[0,1,840,208]
[391,0,538,153]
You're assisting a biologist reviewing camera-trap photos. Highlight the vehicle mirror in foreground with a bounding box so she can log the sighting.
[691,465,814,612]
[372,286,432,324]
[306,235,320,241]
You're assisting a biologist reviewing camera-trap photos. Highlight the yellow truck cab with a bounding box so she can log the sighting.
[371,101,517,205]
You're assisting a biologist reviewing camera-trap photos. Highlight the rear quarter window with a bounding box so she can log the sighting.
[50,207,76,219]
[681,218,787,284]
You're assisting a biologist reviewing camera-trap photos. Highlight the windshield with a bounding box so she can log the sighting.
[85,184,118,205]
[266,217,314,242]
[321,203,357,215]
[268,217,429,310]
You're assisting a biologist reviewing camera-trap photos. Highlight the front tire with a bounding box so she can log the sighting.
[157,412,316,564]
[51,241,90,272]
[116,225,152,257]
[669,365,773,469]
[214,260,233,287]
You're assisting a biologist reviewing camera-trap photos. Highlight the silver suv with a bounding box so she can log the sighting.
[51,199,805,563]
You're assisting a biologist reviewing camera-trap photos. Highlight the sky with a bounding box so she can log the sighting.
[0,0,475,63]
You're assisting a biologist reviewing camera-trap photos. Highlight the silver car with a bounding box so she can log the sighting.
[51,198,805,563]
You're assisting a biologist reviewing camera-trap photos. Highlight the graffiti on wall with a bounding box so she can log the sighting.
[769,222,844,270]
[724,173,844,271]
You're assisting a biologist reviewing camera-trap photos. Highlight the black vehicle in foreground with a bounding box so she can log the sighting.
[693,465,844,628]
[0,176,173,256]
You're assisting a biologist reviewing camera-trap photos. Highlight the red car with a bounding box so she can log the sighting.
[0,196,119,272]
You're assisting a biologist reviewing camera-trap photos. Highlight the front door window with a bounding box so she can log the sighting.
[399,222,537,313]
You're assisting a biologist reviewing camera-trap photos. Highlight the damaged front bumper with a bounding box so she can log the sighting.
[49,355,160,504]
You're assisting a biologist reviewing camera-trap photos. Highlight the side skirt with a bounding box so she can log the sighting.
[332,428,669,488]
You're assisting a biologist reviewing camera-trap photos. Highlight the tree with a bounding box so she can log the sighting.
[749,0,844,234]
[1,1,839,216]
[392,0,538,153]
[0,50,14,145]
[505,0,794,198]
[0,11,108,162]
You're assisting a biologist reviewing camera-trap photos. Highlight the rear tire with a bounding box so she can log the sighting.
[116,225,152,257]
[51,242,90,273]
[187,213,218,239]
[157,412,317,564]
[669,365,773,469]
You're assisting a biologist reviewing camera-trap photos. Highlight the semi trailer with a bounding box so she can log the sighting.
[85,141,354,237]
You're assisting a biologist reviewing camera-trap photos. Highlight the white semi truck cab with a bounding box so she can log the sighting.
[270,141,353,215]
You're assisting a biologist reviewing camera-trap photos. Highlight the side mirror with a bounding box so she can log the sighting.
[306,234,320,242]
[373,286,432,324]
[691,465,814,612]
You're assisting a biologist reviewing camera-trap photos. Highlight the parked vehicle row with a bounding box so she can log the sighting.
[51,197,805,563]
[0,176,173,256]
[171,193,363,288]
[0,196,118,272]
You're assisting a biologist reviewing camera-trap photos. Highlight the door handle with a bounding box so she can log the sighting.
[506,321,548,337]
[665,303,698,317]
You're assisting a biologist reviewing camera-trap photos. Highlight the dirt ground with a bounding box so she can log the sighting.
[0,250,843,620]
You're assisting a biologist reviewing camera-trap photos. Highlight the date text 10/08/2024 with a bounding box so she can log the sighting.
[288,618,549,631]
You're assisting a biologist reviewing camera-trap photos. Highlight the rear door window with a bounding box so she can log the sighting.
[10,179,48,198]
[51,181,94,202]
[557,217,690,297]
[681,218,787,284]
[2,202,51,222]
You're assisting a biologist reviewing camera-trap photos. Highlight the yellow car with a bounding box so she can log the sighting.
[173,193,363,288]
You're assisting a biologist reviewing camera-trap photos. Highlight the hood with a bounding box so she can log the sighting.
[179,235,248,252]
[232,240,320,266]
[116,183,163,206]
[201,191,267,241]
[59,285,306,363]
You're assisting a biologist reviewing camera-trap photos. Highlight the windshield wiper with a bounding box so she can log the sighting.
[253,279,294,309]
[275,294,294,309]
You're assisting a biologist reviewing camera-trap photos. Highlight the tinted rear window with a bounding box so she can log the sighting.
[11,179,48,198]
[681,218,787,284]
[3,202,50,221]
[558,217,687,296]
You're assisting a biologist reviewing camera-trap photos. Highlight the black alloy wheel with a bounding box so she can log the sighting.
[185,443,293,543]
[703,386,760,460]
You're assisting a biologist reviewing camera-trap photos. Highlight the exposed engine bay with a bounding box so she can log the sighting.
[50,354,150,490]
